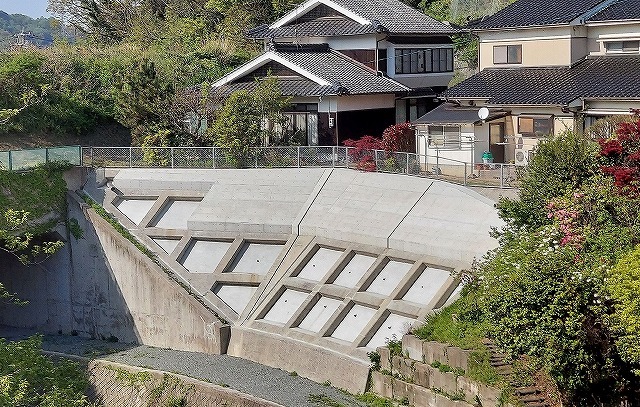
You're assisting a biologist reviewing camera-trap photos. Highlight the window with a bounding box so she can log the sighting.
[428,125,462,149]
[395,48,454,74]
[518,116,552,136]
[493,45,522,64]
[605,40,640,53]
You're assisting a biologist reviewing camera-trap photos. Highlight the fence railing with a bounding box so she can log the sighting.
[82,146,522,189]
[0,145,82,171]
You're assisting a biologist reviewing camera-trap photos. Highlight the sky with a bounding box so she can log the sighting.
[0,0,51,18]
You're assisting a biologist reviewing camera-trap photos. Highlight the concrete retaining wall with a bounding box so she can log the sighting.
[88,360,282,407]
[0,193,229,354]
[227,327,370,393]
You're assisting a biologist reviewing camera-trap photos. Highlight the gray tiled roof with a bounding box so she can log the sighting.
[248,0,456,38]
[272,46,409,95]
[220,45,409,96]
[442,55,640,105]
[413,102,507,124]
[469,0,607,29]
[334,0,457,34]
[588,0,640,22]
[247,19,376,38]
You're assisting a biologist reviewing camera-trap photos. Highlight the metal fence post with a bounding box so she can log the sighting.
[406,152,409,174]
[464,162,468,186]
[45,147,49,165]
[500,164,505,188]
[332,146,335,167]
[297,146,301,167]
[90,147,93,167]
[171,147,175,168]
[255,149,258,168]
[212,147,216,169]
[436,149,439,177]
[346,147,350,169]
[8,151,12,171]
[129,147,133,167]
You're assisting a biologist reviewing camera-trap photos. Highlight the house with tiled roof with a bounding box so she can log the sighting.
[414,0,640,166]
[212,0,457,145]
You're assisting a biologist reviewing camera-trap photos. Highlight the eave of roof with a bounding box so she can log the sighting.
[442,55,640,106]
[467,0,610,30]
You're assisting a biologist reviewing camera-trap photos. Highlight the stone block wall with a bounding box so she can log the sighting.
[402,334,471,370]
[376,342,503,407]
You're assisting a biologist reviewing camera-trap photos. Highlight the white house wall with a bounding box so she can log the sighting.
[587,22,640,55]
[477,26,573,70]
[416,124,477,167]
[336,94,396,111]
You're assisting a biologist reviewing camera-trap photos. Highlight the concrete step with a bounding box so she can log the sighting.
[515,387,540,396]
[521,394,546,403]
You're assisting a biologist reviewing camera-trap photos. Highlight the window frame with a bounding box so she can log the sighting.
[427,125,463,149]
[518,116,553,137]
[604,40,640,54]
[394,47,454,74]
[493,44,522,64]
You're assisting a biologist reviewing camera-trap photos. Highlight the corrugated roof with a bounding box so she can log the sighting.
[442,55,640,105]
[588,0,640,22]
[469,0,607,29]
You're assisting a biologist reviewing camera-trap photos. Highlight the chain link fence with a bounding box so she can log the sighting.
[82,146,521,189]
[0,145,516,189]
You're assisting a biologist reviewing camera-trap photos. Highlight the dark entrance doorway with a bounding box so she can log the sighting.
[489,123,505,163]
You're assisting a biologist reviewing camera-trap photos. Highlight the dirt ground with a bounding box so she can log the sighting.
[0,123,132,151]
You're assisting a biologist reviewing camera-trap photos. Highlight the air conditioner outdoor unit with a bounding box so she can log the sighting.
[514,148,531,166]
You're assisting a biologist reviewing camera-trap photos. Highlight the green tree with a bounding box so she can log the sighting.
[497,132,599,230]
[210,76,290,164]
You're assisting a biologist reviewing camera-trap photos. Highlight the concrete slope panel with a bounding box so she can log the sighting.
[112,168,221,193]
[189,169,327,234]
[299,169,432,248]
[389,180,502,265]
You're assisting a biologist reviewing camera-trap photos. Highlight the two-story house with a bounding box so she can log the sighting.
[414,0,640,167]
[211,0,457,146]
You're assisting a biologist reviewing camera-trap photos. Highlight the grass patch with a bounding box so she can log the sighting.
[308,394,345,407]
[412,300,487,351]
[413,299,501,386]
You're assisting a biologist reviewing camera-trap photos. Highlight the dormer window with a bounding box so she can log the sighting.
[493,45,522,64]
[605,41,640,53]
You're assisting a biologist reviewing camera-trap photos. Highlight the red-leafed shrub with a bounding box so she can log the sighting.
[381,122,414,153]
[599,110,640,194]
[343,135,382,171]
[343,123,414,172]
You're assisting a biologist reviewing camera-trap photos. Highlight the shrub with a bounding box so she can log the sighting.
[607,245,640,375]
[498,131,599,229]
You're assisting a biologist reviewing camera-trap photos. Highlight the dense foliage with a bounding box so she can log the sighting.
[416,122,640,405]
[0,336,91,406]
